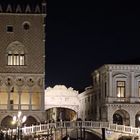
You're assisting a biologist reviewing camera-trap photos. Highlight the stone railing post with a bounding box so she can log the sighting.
[32,125,34,133]
[40,124,42,132]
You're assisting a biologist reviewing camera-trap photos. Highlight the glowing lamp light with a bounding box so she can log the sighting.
[12,111,27,140]
[18,111,22,118]
[138,116,140,121]
[13,116,17,122]
[12,111,27,126]
[11,120,16,125]
[22,116,27,123]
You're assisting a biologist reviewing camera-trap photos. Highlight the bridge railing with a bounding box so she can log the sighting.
[7,121,140,136]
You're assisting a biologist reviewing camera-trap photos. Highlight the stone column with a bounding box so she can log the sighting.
[108,71,112,97]
[52,108,57,121]
[41,89,44,111]
[131,71,135,97]
[129,107,136,127]
[96,93,100,121]
[7,88,11,110]
[29,88,32,110]
[107,106,113,123]
[96,106,100,121]
[77,106,80,119]
[18,88,21,110]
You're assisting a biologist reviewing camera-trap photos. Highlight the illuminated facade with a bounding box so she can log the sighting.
[78,86,94,121]
[45,85,80,121]
[0,2,46,127]
[81,64,140,127]
[2,2,140,130]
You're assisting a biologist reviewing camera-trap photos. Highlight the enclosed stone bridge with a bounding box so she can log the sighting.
[7,121,140,140]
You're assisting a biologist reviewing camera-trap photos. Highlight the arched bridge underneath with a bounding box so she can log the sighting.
[6,121,140,140]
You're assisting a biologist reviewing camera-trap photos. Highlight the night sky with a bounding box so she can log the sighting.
[1,0,140,91]
[46,0,140,91]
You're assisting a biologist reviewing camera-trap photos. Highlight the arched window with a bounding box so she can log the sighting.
[7,41,26,66]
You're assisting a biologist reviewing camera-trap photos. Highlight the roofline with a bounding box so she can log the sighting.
[0,13,47,16]
[91,64,140,76]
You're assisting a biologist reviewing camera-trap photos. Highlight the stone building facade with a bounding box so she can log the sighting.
[81,64,140,127]
[78,86,94,121]
[45,85,80,121]
[0,1,46,127]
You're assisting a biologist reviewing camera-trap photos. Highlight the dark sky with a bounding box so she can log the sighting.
[46,0,140,91]
[1,0,140,91]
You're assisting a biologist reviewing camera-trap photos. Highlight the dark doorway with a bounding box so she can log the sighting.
[24,116,37,126]
[113,113,123,125]
[135,113,140,127]
[113,109,130,126]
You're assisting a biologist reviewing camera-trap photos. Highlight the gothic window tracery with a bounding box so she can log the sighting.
[37,78,43,87]
[7,41,26,66]
[16,77,24,86]
[27,78,34,87]
[5,77,13,86]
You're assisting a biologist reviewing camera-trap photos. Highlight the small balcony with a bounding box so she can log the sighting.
[106,97,130,103]
[115,97,130,103]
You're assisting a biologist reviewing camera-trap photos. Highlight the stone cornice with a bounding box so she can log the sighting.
[106,64,140,71]
[106,103,140,107]
[92,65,140,76]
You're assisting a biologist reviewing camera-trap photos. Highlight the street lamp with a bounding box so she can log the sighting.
[138,116,140,122]
[12,111,27,140]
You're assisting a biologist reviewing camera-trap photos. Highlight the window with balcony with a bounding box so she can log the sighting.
[117,81,125,98]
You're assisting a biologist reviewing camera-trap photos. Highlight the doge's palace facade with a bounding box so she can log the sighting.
[0,1,46,127]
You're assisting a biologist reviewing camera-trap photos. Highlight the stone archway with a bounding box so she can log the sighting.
[1,115,15,128]
[45,85,80,118]
[113,109,130,126]
[1,115,38,128]
[46,107,77,122]
[24,116,38,126]
[135,111,140,127]
[118,136,132,140]
[113,113,123,125]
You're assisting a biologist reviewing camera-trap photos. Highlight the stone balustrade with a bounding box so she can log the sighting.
[5,121,140,137]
